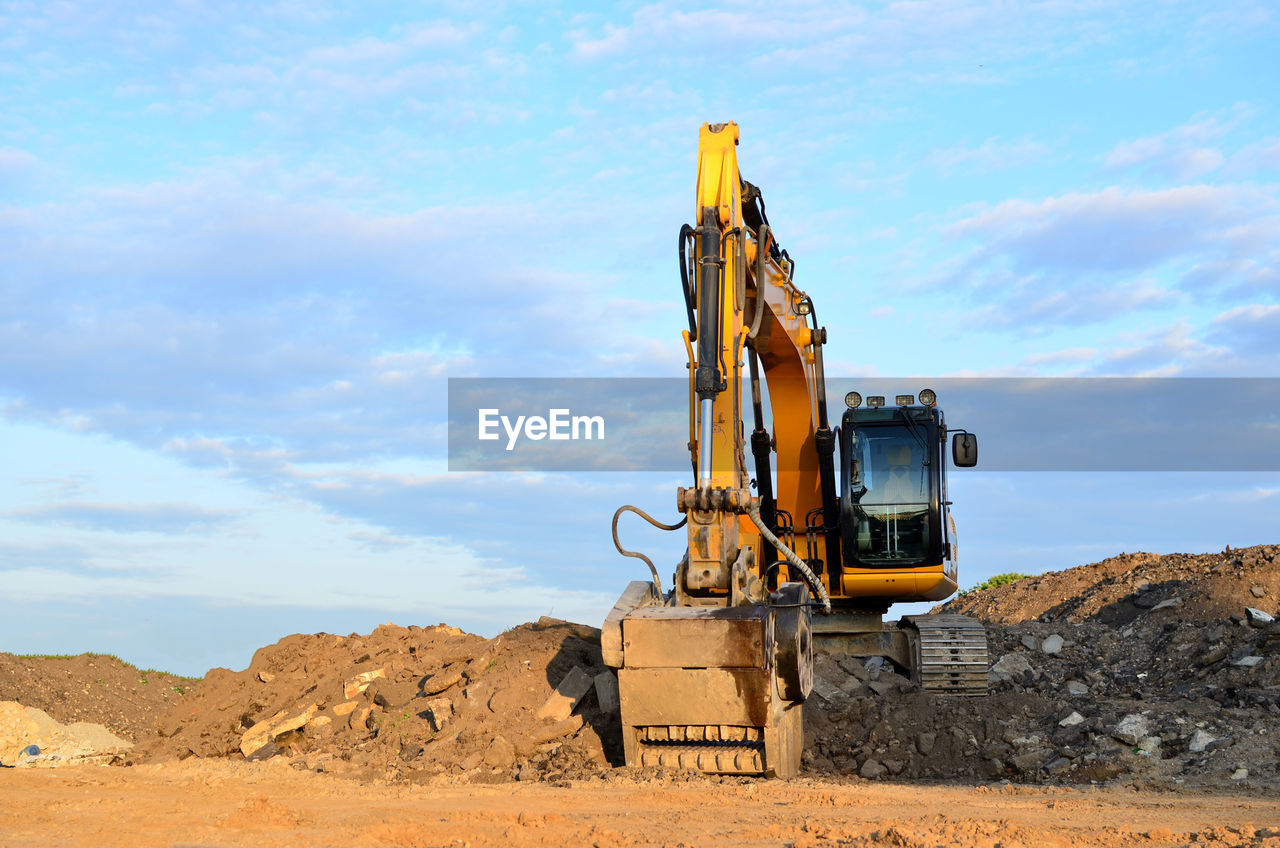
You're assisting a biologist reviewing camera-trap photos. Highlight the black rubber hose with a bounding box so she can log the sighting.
[747,501,831,613]
[611,505,687,597]
[678,224,697,341]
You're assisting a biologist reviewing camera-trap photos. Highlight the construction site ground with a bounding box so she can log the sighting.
[2,758,1278,848]
[2,544,1279,846]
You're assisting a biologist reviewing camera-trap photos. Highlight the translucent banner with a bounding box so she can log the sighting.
[447,377,1280,472]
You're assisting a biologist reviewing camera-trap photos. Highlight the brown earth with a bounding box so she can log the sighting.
[135,618,617,782]
[941,544,1279,625]
[0,652,196,743]
[805,543,1280,789]
[1,544,1278,845]
[1,758,1278,848]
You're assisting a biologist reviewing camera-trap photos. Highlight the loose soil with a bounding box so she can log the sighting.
[942,545,1280,626]
[1,759,1277,848]
[0,653,195,743]
[1,544,1278,845]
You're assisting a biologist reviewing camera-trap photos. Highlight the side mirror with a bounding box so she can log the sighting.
[952,432,978,468]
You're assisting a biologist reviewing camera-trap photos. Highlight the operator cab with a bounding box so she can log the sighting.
[838,391,976,571]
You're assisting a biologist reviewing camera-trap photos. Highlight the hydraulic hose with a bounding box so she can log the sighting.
[611,505,687,597]
[746,501,831,614]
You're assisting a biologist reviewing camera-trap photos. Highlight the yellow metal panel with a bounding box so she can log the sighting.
[618,667,771,727]
[601,581,658,668]
[622,610,767,669]
[839,566,958,602]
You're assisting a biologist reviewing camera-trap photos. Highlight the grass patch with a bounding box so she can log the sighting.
[13,652,199,681]
[959,572,1033,596]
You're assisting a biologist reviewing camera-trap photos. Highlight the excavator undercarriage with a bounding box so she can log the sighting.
[813,613,989,696]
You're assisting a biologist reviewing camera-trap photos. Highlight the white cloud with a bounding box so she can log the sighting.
[1206,303,1280,355]
[947,185,1273,273]
[1012,306,1280,377]
[1228,137,1280,174]
[0,419,619,625]
[7,501,242,534]
[937,184,1280,331]
[1103,113,1237,180]
[918,137,1051,175]
[1087,321,1225,376]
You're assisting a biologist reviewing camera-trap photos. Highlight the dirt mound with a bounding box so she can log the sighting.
[808,543,1280,790]
[9,545,1277,791]
[0,701,133,767]
[139,618,619,782]
[939,544,1280,625]
[807,612,1280,790]
[0,652,196,742]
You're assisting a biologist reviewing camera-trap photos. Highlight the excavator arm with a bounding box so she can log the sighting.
[679,122,839,601]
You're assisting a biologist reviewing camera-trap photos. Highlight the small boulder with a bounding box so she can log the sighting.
[1112,714,1149,746]
[537,666,595,722]
[240,703,318,758]
[1065,681,1089,696]
[1045,756,1071,774]
[867,679,896,697]
[1058,711,1085,728]
[1041,635,1064,655]
[1246,608,1275,627]
[348,706,371,731]
[529,715,584,746]
[1188,729,1215,752]
[421,664,466,696]
[990,652,1035,684]
[1198,644,1230,666]
[483,735,517,769]
[424,697,453,732]
[343,668,386,700]
[859,758,887,779]
[811,677,849,709]
[593,670,620,714]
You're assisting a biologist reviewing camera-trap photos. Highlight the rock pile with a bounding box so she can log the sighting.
[806,544,1280,790]
[945,544,1280,625]
[139,618,620,782]
[31,544,1278,790]
[806,615,1279,789]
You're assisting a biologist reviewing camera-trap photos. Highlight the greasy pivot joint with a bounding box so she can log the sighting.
[676,486,751,514]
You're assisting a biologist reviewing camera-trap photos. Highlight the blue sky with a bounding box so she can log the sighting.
[2,1,1278,674]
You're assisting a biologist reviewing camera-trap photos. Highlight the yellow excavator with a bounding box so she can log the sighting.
[602,122,986,777]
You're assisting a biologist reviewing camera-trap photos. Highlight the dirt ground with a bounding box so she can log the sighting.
[2,544,1279,845]
[1,758,1277,848]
